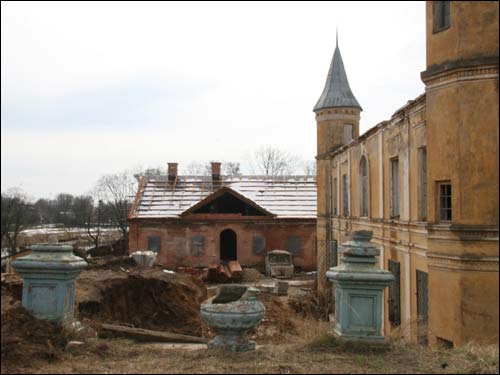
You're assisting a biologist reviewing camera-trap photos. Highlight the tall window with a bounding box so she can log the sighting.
[418,147,427,221]
[342,174,349,216]
[344,124,353,143]
[438,182,452,221]
[148,236,161,253]
[388,259,401,327]
[360,156,369,217]
[191,235,204,256]
[391,158,400,218]
[332,177,338,216]
[434,1,450,32]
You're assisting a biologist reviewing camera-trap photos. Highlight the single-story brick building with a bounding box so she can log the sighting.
[128,162,317,270]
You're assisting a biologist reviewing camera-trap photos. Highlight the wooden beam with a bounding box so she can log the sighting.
[98,323,208,344]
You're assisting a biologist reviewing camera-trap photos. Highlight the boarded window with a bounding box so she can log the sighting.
[286,236,301,255]
[344,124,353,143]
[434,1,450,32]
[342,174,349,216]
[418,148,427,221]
[391,158,400,217]
[438,182,452,221]
[416,270,429,345]
[252,236,266,256]
[147,236,161,253]
[191,235,204,257]
[388,260,401,327]
[360,156,369,217]
[332,177,338,215]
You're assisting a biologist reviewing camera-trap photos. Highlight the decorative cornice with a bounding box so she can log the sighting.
[423,65,498,90]
[427,252,499,272]
[421,55,499,81]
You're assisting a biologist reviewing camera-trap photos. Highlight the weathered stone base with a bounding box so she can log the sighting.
[333,333,391,351]
[208,333,256,352]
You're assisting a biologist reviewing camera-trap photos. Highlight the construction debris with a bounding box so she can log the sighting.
[130,251,157,267]
[205,261,244,283]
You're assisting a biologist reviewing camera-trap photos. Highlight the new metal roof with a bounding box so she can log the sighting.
[313,42,362,112]
[130,175,317,219]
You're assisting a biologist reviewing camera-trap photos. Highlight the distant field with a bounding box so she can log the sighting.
[2,225,122,256]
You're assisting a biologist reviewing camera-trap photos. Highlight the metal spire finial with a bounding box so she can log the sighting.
[336,27,338,48]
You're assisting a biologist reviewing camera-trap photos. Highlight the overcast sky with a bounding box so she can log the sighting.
[1,1,426,200]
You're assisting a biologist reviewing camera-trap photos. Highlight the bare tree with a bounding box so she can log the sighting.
[85,199,102,248]
[132,166,165,182]
[92,171,136,238]
[251,145,299,177]
[1,188,34,256]
[302,160,317,177]
[223,162,241,177]
[185,162,211,176]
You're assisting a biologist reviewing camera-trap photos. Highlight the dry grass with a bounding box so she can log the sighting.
[5,319,497,374]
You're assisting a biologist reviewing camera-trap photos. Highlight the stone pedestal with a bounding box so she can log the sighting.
[12,243,87,324]
[326,231,394,342]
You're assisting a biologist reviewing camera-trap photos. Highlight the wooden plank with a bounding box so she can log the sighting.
[227,261,242,274]
[98,323,208,344]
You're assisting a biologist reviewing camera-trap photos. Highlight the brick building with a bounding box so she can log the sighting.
[128,162,317,270]
[315,1,498,346]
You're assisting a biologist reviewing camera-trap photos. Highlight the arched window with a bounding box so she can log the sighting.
[360,156,369,217]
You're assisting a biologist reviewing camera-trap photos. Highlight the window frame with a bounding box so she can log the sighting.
[359,155,369,218]
[147,235,161,253]
[390,157,400,218]
[342,173,349,217]
[433,0,451,33]
[437,181,452,222]
[417,147,427,221]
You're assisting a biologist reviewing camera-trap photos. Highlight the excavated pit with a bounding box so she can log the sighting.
[76,268,208,337]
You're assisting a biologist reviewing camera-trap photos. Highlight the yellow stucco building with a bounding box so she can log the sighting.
[315,1,498,347]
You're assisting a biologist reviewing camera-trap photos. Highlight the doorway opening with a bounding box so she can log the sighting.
[220,229,237,261]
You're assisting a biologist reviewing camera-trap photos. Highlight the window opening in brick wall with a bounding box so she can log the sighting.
[388,259,401,327]
[391,158,400,218]
[360,155,369,217]
[286,236,301,255]
[418,147,427,221]
[342,174,349,216]
[147,236,161,253]
[252,236,266,256]
[434,1,450,32]
[438,182,452,221]
[191,235,204,257]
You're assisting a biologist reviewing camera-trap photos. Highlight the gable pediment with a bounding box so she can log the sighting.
[181,187,273,217]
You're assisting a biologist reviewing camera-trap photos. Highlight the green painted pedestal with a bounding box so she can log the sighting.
[326,231,394,341]
[12,243,87,325]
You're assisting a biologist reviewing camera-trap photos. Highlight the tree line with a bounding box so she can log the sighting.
[2,146,316,256]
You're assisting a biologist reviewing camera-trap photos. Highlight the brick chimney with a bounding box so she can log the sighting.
[211,162,221,181]
[168,162,178,182]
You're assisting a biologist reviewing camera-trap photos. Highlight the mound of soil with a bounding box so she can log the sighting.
[1,291,66,374]
[240,268,266,282]
[249,293,298,343]
[77,268,207,337]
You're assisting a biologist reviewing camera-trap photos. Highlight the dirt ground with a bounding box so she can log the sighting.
[1,259,498,374]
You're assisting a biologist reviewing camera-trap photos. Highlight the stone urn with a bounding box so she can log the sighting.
[200,284,265,352]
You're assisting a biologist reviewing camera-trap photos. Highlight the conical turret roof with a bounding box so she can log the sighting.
[313,38,362,112]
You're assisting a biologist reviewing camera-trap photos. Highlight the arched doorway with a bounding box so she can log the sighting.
[220,229,237,261]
